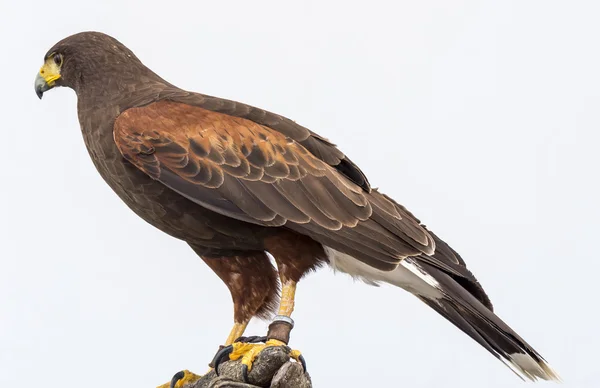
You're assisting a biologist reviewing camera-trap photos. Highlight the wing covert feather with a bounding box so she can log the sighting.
[114,100,370,230]
[162,91,372,191]
[114,100,436,269]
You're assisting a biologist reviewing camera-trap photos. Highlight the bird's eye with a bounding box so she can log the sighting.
[53,54,63,67]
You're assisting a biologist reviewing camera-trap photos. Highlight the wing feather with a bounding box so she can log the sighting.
[168,91,373,191]
[114,100,435,270]
[125,93,491,308]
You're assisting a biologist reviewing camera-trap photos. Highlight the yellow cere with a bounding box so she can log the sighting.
[39,57,62,86]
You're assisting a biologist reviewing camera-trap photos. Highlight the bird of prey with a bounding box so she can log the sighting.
[35,32,558,384]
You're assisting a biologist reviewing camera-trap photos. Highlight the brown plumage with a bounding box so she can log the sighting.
[194,250,279,323]
[35,31,558,382]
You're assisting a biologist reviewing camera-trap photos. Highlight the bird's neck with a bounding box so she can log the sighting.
[75,79,168,112]
[72,62,178,111]
[75,77,179,156]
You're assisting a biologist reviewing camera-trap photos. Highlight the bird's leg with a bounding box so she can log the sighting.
[224,321,249,346]
[162,249,279,388]
[213,279,306,382]
[213,233,322,381]
[264,279,305,368]
[266,279,296,344]
[160,321,251,388]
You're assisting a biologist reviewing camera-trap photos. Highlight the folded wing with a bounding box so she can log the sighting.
[114,100,434,270]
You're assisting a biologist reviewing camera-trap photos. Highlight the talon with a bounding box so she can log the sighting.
[290,349,307,373]
[169,371,185,388]
[299,354,307,372]
[158,370,202,388]
[241,364,249,382]
[212,336,305,381]
[234,338,289,377]
[212,337,269,376]
[212,344,234,376]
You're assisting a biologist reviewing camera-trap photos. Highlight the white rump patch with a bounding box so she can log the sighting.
[324,246,443,300]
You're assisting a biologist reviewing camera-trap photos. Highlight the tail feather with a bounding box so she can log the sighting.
[325,247,560,381]
[414,259,560,381]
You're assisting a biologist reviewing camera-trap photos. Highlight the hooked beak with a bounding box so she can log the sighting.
[35,59,62,99]
[35,73,51,99]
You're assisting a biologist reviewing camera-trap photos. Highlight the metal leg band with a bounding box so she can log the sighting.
[271,315,294,329]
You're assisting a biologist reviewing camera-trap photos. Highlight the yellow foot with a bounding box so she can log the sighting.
[212,337,306,382]
[157,369,202,388]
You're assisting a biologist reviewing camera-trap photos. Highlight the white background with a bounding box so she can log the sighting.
[1,1,598,387]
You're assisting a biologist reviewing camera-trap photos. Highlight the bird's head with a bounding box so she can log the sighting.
[35,31,147,99]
